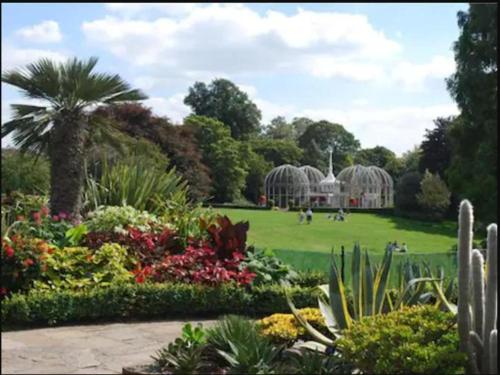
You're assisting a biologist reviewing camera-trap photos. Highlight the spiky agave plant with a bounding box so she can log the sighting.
[286,243,445,351]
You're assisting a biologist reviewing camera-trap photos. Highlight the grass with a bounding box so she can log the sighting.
[216,208,459,284]
[216,208,457,254]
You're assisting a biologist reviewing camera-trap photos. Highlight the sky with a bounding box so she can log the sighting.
[1,2,467,155]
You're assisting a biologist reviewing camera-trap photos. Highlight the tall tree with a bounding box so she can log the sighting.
[419,117,454,178]
[354,146,397,168]
[298,120,360,173]
[1,57,146,216]
[264,116,296,140]
[185,115,247,202]
[184,79,262,140]
[446,4,497,222]
[291,117,314,140]
[250,138,303,167]
[95,103,212,201]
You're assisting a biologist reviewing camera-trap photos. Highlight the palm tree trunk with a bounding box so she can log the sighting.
[49,113,87,217]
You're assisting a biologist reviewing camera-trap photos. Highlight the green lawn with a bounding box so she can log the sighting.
[216,208,459,284]
[217,208,458,254]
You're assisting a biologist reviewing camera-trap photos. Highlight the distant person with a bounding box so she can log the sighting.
[327,213,333,220]
[386,242,393,252]
[392,241,400,252]
[306,208,313,224]
[401,243,408,253]
[298,209,305,224]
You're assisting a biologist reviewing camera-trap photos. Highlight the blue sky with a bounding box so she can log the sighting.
[2,3,467,154]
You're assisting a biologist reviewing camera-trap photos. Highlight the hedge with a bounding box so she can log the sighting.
[1,282,319,330]
[205,203,394,215]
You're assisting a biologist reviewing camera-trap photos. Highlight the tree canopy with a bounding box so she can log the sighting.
[184,79,262,140]
[446,3,497,222]
[298,120,360,172]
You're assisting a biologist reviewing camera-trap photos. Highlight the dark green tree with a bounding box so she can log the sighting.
[354,146,397,168]
[1,57,146,216]
[239,143,273,203]
[291,117,314,140]
[298,120,360,172]
[419,117,454,178]
[185,115,247,202]
[184,79,262,140]
[250,138,303,166]
[264,116,296,140]
[394,172,423,214]
[1,148,50,195]
[446,4,497,222]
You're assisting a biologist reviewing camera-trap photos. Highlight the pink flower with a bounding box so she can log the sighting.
[59,212,68,220]
[52,215,60,222]
[40,206,50,217]
[32,212,42,224]
[4,246,14,258]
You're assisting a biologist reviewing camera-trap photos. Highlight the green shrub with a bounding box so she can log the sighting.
[336,305,466,374]
[33,243,135,291]
[85,205,160,234]
[1,283,317,328]
[416,170,451,220]
[240,249,299,286]
[1,149,50,195]
[84,158,187,214]
[1,192,48,227]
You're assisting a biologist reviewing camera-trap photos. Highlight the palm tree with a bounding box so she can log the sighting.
[1,57,147,217]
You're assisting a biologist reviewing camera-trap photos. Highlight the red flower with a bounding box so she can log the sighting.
[52,215,60,222]
[16,215,25,221]
[4,245,15,257]
[59,212,68,220]
[40,206,50,217]
[0,287,7,296]
[32,212,42,224]
[23,258,34,267]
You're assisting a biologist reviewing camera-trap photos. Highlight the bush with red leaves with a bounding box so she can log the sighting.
[147,244,255,286]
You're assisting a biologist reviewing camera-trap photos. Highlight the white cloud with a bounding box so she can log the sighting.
[391,55,455,91]
[16,20,62,43]
[297,103,460,155]
[1,43,67,70]
[105,3,200,18]
[82,4,401,84]
[142,94,190,124]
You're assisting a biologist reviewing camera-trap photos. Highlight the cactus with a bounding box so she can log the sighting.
[457,200,497,374]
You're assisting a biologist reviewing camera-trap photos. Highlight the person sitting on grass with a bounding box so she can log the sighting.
[401,242,408,252]
[392,240,400,252]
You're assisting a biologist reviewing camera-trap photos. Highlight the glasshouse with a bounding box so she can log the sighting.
[264,149,394,208]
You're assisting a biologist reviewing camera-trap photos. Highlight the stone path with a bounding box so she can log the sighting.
[2,319,216,374]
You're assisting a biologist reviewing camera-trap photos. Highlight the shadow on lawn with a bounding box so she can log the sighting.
[373,212,457,238]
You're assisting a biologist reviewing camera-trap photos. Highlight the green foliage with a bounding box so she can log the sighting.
[33,243,134,291]
[240,144,272,203]
[1,57,147,217]
[336,305,466,374]
[240,249,298,286]
[85,205,159,234]
[250,138,303,167]
[207,315,283,374]
[186,115,248,202]
[1,192,48,227]
[84,157,188,214]
[298,120,360,172]
[416,170,451,220]
[279,348,352,375]
[1,149,50,195]
[152,323,208,374]
[264,116,296,140]
[2,282,317,327]
[354,146,396,168]
[95,103,212,201]
[418,117,453,178]
[446,4,497,223]
[184,79,262,140]
[394,172,422,214]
